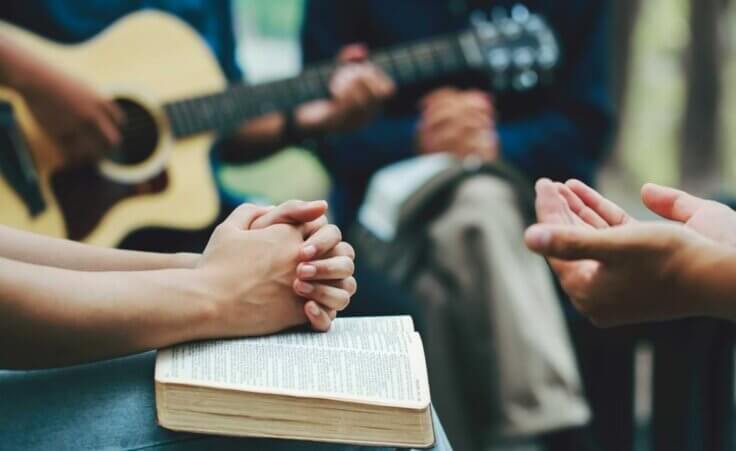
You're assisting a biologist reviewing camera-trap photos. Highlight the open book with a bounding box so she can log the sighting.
[155,316,434,448]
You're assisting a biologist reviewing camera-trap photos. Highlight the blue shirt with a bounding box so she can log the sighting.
[0,0,242,82]
[302,0,615,227]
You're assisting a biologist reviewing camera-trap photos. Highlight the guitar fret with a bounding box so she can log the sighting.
[163,22,539,139]
[391,49,417,83]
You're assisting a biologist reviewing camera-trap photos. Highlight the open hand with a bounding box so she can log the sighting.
[525,220,710,326]
[526,178,732,326]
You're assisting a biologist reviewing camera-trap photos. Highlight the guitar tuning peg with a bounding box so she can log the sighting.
[513,47,535,69]
[537,43,559,69]
[512,69,539,91]
[511,4,530,23]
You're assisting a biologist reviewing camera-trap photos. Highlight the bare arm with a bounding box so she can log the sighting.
[0,225,198,271]
[0,256,213,369]
[0,201,358,369]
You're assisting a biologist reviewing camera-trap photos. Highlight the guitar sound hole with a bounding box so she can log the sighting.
[109,98,160,165]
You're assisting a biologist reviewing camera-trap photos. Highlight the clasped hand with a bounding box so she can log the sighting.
[197,200,356,337]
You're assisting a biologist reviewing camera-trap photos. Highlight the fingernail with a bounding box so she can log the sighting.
[298,281,314,294]
[299,264,317,278]
[308,303,321,316]
[302,245,317,259]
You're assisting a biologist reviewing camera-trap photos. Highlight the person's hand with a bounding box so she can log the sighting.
[295,44,395,134]
[553,178,736,247]
[248,200,357,331]
[639,183,736,246]
[17,58,123,165]
[524,221,712,326]
[196,204,330,337]
[416,87,499,161]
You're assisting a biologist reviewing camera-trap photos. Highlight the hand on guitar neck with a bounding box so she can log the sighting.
[227,44,394,160]
[0,37,123,165]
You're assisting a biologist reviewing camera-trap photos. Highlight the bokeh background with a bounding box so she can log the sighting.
[224,1,736,449]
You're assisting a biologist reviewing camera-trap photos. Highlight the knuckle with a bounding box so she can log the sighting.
[336,291,351,310]
[345,277,358,295]
[281,200,303,211]
[324,224,342,242]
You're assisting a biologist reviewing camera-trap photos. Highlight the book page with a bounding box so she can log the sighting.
[157,325,429,408]
[317,316,415,334]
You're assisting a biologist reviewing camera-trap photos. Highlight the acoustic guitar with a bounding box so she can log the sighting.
[0,8,558,247]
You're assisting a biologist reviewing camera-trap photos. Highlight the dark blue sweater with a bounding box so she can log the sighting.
[302,0,615,227]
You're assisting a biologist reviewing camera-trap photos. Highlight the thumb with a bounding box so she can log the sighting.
[250,200,328,230]
[640,183,704,223]
[524,224,622,262]
[224,204,272,230]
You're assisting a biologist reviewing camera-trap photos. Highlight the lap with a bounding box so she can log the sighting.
[0,352,450,450]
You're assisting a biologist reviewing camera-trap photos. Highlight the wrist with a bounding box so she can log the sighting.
[675,240,736,319]
[173,252,201,269]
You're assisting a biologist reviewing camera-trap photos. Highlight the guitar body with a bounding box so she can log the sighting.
[0,11,221,246]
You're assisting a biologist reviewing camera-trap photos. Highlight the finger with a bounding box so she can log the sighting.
[365,64,396,99]
[420,87,459,109]
[337,43,369,63]
[102,100,125,127]
[294,280,352,311]
[95,114,122,149]
[299,224,342,260]
[535,178,568,224]
[225,203,273,229]
[567,179,632,226]
[304,301,333,332]
[250,200,328,230]
[422,103,491,132]
[322,241,356,260]
[524,224,621,261]
[300,215,329,240]
[557,183,609,229]
[640,183,705,223]
[297,256,355,281]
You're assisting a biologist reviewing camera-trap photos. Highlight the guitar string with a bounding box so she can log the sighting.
[114,44,527,139]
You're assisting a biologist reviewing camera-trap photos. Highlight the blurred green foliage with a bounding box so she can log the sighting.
[233,0,304,38]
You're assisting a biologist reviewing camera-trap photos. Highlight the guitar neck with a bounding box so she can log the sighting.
[164,32,477,138]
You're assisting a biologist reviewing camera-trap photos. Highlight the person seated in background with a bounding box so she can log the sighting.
[526,178,736,326]
[301,1,613,450]
[0,0,393,212]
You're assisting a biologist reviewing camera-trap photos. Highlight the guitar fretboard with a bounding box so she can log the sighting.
[163,32,474,138]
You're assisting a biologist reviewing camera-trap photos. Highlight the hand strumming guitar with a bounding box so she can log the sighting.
[417,87,499,162]
[0,38,123,165]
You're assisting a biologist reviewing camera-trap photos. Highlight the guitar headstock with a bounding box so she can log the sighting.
[459,4,559,92]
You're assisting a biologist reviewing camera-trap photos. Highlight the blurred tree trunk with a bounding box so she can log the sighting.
[613,0,642,113]
[680,0,727,194]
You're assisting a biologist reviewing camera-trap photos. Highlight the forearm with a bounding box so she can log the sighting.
[0,36,49,93]
[0,256,214,369]
[0,225,198,271]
